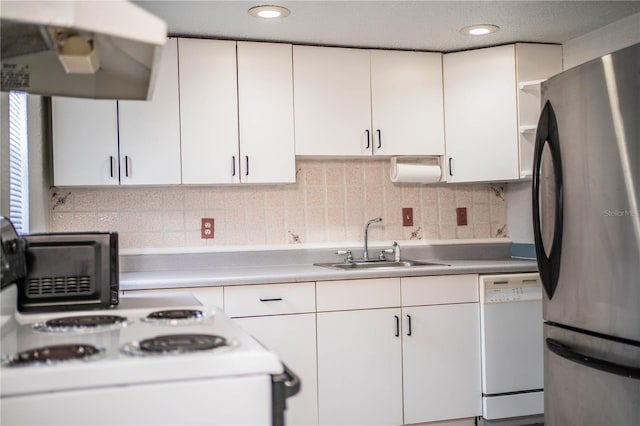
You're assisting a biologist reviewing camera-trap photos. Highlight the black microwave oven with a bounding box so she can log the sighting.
[17,232,119,312]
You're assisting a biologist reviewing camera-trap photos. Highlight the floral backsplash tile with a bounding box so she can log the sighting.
[49,160,509,249]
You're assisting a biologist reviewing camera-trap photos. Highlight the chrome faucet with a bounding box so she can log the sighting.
[363,217,382,261]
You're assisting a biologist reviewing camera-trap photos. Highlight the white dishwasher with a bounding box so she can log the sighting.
[479,273,544,420]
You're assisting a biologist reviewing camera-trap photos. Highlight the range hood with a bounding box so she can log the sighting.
[0,0,167,100]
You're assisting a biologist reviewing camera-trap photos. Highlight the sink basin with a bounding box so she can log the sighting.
[314,260,450,270]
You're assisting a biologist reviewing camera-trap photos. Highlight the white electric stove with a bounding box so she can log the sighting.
[0,287,295,426]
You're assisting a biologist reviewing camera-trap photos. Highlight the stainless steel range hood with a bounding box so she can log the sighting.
[1,0,167,100]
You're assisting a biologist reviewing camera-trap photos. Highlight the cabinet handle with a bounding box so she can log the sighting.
[376,129,382,149]
[125,155,130,177]
[109,156,115,178]
[259,297,283,302]
[365,129,370,149]
[407,314,412,336]
[232,156,236,177]
[448,157,454,176]
[394,315,400,337]
[245,156,249,176]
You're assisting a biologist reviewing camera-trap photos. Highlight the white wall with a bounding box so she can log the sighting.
[563,12,640,69]
[507,12,640,245]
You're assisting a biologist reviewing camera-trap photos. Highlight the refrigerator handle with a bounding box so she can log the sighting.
[532,100,564,299]
[546,338,640,380]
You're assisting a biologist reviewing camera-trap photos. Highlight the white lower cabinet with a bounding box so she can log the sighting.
[402,303,482,424]
[402,275,482,424]
[316,276,481,426]
[233,314,318,426]
[224,282,318,426]
[317,308,404,426]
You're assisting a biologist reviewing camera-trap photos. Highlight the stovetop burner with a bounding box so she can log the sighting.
[3,344,103,367]
[121,333,231,357]
[143,309,207,324]
[33,315,128,333]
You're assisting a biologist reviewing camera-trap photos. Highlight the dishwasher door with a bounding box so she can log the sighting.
[480,273,544,419]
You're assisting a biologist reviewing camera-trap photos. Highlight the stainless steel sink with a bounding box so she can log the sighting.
[314,260,450,270]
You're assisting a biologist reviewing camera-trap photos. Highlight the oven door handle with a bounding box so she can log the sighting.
[272,363,301,426]
[281,363,301,398]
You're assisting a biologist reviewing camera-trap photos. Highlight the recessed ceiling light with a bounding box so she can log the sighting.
[459,24,501,36]
[248,5,290,19]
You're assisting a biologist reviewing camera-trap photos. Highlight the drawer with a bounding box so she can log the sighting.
[223,282,315,317]
[316,278,400,312]
[401,274,479,306]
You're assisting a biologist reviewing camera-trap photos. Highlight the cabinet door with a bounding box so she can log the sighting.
[293,45,372,156]
[371,50,445,156]
[118,38,181,185]
[317,308,403,426]
[443,44,519,182]
[52,98,118,186]
[179,38,240,184]
[237,41,295,183]
[402,303,482,424]
[234,314,318,426]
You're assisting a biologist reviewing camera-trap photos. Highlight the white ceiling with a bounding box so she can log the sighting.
[132,1,640,52]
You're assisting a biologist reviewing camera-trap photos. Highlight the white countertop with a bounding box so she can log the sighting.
[120,258,538,290]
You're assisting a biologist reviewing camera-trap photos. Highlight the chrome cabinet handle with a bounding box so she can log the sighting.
[407,314,412,336]
[394,315,400,337]
[376,129,382,149]
[448,157,453,176]
[109,156,115,178]
[259,297,283,302]
[365,129,370,149]
[245,156,249,176]
[232,156,236,177]
[125,155,130,177]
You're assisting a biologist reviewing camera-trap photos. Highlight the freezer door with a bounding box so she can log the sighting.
[544,324,640,426]
[536,43,640,342]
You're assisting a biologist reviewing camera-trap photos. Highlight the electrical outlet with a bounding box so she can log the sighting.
[402,208,413,227]
[456,208,468,226]
[201,218,214,239]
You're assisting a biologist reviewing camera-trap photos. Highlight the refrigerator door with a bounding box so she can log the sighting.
[544,324,640,426]
[535,43,640,342]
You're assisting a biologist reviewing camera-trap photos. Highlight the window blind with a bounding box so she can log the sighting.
[8,91,29,234]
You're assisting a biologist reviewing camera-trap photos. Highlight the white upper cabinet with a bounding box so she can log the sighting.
[443,44,519,183]
[237,41,296,183]
[370,50,445,156]
[294,45,372,156]
[52,98,119,186]
[294,45,444,157]
[180,39,296,184]
[118,37,182,185]
[443,43,562,183]
[179,38,239,184]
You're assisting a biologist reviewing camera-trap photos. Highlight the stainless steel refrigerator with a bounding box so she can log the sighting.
[532,43,639,426]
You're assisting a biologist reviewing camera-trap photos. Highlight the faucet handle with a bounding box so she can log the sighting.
[392,242,401,262]
[336,250,354,263]
[378,248,394,260]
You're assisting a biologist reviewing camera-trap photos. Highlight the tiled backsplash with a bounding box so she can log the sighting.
[49,160,508,250]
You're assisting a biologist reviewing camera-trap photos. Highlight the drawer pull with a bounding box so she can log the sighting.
[259,297,283,302]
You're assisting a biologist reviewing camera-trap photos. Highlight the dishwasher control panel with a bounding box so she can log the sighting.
[480,273,542,303]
